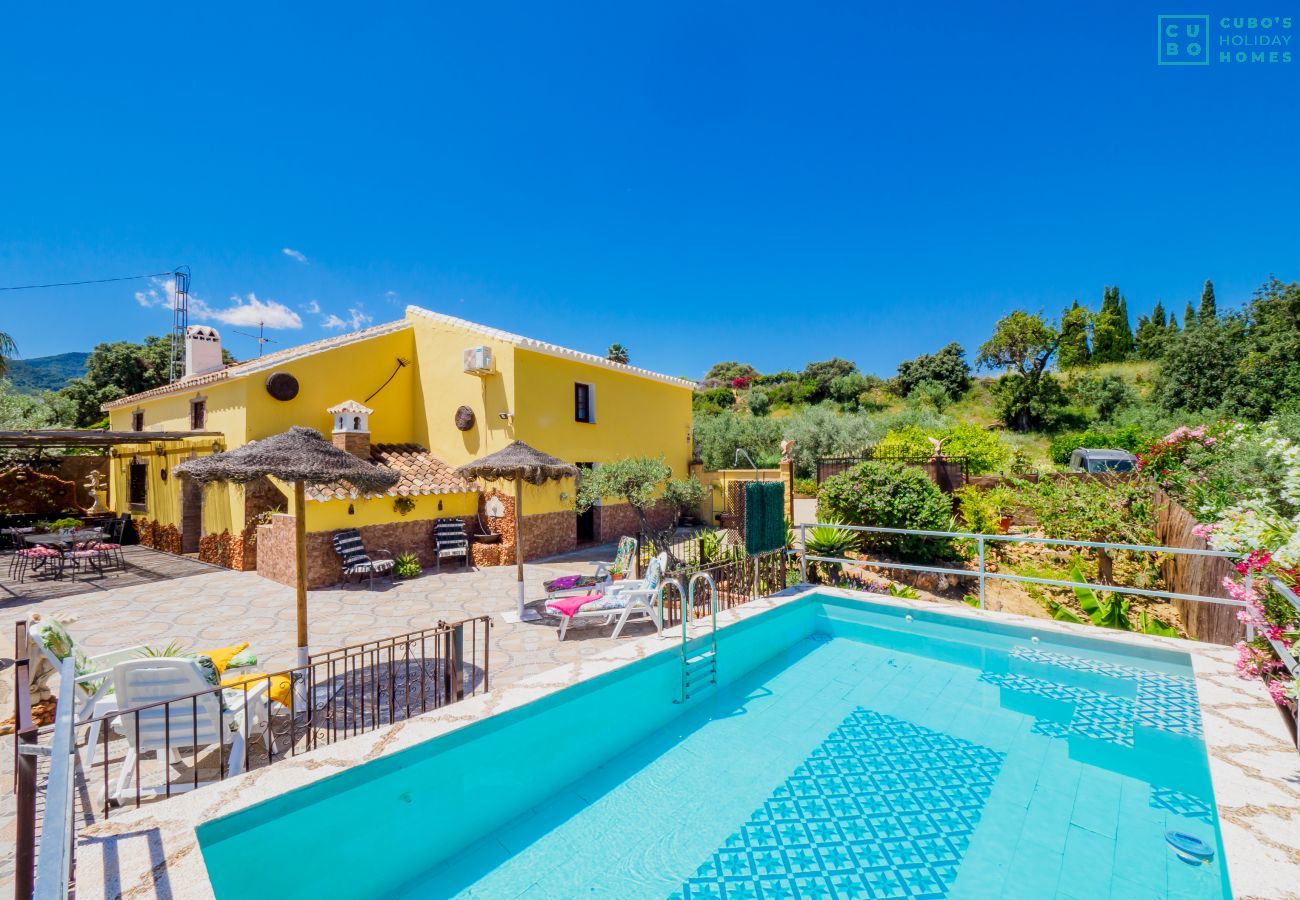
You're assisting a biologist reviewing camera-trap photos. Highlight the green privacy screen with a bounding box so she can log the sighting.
[745,481,786,554]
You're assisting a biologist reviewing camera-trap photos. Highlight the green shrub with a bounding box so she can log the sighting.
[45,517,84,532]
[1048,424,1150,466]
[954,485,1011,534]
[793,478,819,497]
[875,423,1008,475]
[394,552,422,578]
[817,461,954,562]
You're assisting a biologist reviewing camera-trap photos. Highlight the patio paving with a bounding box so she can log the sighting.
[0,541,647,892]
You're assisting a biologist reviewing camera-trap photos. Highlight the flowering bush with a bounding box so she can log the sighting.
[1150,420,1300,715]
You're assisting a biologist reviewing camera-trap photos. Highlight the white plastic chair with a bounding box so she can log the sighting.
[27,615,146,771]
[110,657,272,802]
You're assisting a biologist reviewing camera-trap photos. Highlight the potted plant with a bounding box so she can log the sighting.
[608,564,626,581]
[394,552,422,579]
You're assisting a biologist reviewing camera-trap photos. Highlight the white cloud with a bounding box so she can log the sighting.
[321,307,374,331]
[132,276,301,329]
[134,275,180,308]
[384,290,399,304]
[282,247,308,264]
[195,293,303,329]
[301,299,321,314]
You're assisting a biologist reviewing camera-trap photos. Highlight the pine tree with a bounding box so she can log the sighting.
[1151,301,1166,329]
[1199,279,1217,324]
[1168,311,1179,331]
[1058,300,1091,368]
[1185,300,1197,329]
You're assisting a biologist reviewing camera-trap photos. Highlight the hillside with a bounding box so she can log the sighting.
[4,352,89,394]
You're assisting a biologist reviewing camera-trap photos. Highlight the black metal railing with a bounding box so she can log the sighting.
[13,616,492,894]
[636,527,747,573]
[658,549,790,628]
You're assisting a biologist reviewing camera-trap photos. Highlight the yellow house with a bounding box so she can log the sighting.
[102,307,694,587]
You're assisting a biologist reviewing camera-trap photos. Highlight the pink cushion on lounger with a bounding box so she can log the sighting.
[546,593,604,618]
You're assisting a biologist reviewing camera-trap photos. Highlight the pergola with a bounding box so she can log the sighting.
[0,430,224,451]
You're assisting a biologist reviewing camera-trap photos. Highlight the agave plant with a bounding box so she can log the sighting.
[138,641,190,658]
[1047,561,1178,637]
[804,520,859,583]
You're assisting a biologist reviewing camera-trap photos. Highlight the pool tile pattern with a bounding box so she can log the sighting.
[1151,787,1215,823]
[677,708,1004,899]
[980,646,1203,748]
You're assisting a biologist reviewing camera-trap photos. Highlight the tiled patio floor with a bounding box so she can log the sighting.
[0,542,647,892]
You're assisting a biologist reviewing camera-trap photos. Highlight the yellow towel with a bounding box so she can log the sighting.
[220,671,294,709]
[198,642,250,672]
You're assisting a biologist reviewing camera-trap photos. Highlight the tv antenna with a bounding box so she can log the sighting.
[233,322,277,356]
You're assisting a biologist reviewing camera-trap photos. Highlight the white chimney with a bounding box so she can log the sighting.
[185,326,225,378]
[327,400,374,458]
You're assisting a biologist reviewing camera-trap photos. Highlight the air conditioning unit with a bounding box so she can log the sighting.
[463,345,495,375]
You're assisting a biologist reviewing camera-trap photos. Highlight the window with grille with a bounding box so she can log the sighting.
[190,399,206,430]
[131,410,144,432]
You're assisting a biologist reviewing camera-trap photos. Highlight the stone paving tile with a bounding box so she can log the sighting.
[0,541,646,896]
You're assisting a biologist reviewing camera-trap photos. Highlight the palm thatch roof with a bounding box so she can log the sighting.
[455,440,578,485]
[173,426,400,493]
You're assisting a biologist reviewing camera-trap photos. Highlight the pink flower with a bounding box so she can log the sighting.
[1266,680,1288,704]
[1192,523,1215,540]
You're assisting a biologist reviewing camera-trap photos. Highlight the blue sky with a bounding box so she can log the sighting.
[1,2,1297,378]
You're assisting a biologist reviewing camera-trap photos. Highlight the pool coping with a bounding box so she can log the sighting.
[74,586,1300,900]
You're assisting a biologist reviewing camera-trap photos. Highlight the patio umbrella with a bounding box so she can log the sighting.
[175,426,399,664]
[456,441,577,623]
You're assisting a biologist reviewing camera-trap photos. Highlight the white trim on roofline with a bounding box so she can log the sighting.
[102,320,414,410]
[403,305,696,389]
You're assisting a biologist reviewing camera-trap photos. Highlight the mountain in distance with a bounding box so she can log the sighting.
[4,352,90,394]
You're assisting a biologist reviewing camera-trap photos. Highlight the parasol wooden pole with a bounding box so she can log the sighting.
[294,480,309,666]
[513,474,528,619]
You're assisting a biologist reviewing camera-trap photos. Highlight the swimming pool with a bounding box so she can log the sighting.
[198,593,1231,898]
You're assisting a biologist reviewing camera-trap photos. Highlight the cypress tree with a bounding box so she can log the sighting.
[1199,279,1217,323]
[1168,311,1179,331]
[1185,300,1197,329]
[1116,294,1134,356]
[1151,300,1166,329]
[1093,286,1130,362]
[1058,300,1091,368]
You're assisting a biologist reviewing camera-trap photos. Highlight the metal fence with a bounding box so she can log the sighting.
[657,549,790,628]
[13,616,491,896]
[636,527,745,572]
[816,451,969,489]
[796,521,1247,613]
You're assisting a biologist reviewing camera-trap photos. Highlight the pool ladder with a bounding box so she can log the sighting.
[666,572,717,703]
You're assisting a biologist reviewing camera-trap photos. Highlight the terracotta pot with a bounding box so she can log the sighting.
[611,573,626,581]
[998,516,1013,534]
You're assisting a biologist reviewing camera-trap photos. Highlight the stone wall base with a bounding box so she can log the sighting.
[250,496,676,590]
[136,519,182,555]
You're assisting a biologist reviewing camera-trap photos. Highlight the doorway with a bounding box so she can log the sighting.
[180,475,203,555]
[575,462,596,542]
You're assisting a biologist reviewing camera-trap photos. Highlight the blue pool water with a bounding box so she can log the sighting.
[199,594,1231,898]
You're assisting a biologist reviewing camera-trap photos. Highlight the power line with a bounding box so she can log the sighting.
[0,270,176,292]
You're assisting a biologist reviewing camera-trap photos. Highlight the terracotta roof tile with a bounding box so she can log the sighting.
[306,443,477,501]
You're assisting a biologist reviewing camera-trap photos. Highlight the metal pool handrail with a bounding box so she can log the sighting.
[796,522,1248,612]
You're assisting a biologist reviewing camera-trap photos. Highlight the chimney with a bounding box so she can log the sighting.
[184,326,225,378]
[327,400,374,458]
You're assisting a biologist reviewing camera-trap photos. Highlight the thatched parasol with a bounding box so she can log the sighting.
[456,441,577,622]
[176,427,399,663]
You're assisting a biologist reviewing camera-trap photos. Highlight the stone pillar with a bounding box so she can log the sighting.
[779,458,795,525]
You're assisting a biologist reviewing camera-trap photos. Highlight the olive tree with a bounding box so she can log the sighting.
[575,457,704,564]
